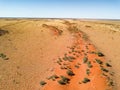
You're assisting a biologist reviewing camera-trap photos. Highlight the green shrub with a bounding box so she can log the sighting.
[0,53,9,60]
[47,74,59,81]
[83,57,88,63]
[101,67,109,72]
[108,80,114,86]
[82,78,90,83]
[87,61,93,68]
[58,80,66,85]
[85,25,91,28]
[0,29,9,36]
[0,53,6,58]
[106,63,112,67]
[74,65,79,68]
[40,81,47,86]
[95,59,103,65]
[68,26,79,33]
[97,52,104,57]
[66,69,75,76]
[58,76,70,85]
[58,58,62,62]
[56,61,61,65]
[86,69,90,75]
[63,56,75,62]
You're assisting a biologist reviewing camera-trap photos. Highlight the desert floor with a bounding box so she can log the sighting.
[0,19,120,90]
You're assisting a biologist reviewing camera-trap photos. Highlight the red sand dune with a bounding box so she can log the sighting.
[40,31,113,90]
[0,19,115,90]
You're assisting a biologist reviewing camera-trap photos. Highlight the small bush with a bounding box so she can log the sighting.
[0,53,6,58]
[95,59,103,65]
[90,51,96,54]
[85,25,91,28]
[0,53,9,60]
[83,57,88,63]
[68,26,79,33]
[58,76,70,85]
[108,80,114,86]
[47,74,59,81]
[101,67,109,72]
[56,61,61,65]
[66,69,75,76]
[58,80,66,85]
[86,69,90,75]
[97,52,104,57]
[102,73,108,77]
[74,65,80,68]
[40,81,47,86]
[82,78,90,83]
[58,58,62,62]
[0,29,9,36]
[106,63,112,67]
[63,56,75,62]
[87,61,93,68]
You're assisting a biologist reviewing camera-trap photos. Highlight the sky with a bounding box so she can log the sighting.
[0,0,120,19]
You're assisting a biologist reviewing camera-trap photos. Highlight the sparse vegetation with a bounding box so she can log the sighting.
[58,58,63,62]
[83,57,88,63]
[60,65,69,69]
[68,26,79,33]
[97,52,104,57]
[86,69,90,75]
[87,61,93,68]
[40,81,47,86]
[71,48,75,52]
[82,78,90,83]
[63,55,75,62]
[95,59,103,65]
[56,61,62,65]
[47,74,59,81]
[58,76,70,85]
[108,79,114,86]
[0,53,9,60]
[85,25,91,28]
[102,73,108,77]
[82,33,89,41]
[101,67,109,73]
[66,69,75,76]
[90,51,96,54]
[0,29,9,36]
[42,24,63,35]
[106,63,112,67]
[74,65,80,68]
[58,80,66,85]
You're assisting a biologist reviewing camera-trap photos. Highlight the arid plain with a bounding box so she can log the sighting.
[0,19,120,90]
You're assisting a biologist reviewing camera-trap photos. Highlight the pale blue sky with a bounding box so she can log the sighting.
[0,0,120,19]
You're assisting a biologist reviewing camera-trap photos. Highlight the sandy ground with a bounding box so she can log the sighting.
[74,20,120,90]
[0,19,120,90]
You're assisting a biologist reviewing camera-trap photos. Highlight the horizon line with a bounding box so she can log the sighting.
[0,17,120,21]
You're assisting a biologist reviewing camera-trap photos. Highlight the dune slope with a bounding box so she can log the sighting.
[0,19,117,90]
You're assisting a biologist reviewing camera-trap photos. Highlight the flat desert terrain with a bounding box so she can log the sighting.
[0,18,120,90]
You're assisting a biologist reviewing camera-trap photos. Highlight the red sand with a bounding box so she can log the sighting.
[0,19,115,90]
[41,32,113,90]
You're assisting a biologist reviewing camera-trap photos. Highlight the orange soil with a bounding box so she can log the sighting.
[41,31,113,90]
[42,24,63,36]
[0,19,115,90]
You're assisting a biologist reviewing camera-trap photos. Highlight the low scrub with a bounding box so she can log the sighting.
[0,29,9,36]
[66,69,75,76]
[40,81,47,86]
[82,78,90,83]
[58,76,70,85]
